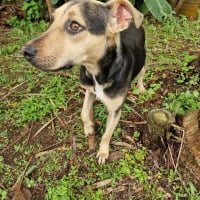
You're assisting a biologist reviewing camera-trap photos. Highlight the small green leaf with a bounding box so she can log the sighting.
[147,88,155,95]
[188,182,197,195]
[193,91,199,98]
[25,165,37,176]
[133,88,140,95]
[50,0,59,4]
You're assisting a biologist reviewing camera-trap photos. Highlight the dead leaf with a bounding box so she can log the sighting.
[91,178,113,189]
[9,187,31,200]
[108,151,125,162]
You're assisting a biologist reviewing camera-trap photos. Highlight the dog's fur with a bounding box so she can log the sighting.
[22,0,146,164]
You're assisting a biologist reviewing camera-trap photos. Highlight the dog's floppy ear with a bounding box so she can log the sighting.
[106,0,143,33]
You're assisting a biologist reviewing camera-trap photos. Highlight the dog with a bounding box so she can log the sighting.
[22,0,146,164]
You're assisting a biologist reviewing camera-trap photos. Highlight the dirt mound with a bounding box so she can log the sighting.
[0,3,25,27]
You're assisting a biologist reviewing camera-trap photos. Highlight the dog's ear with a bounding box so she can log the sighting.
[106,0,143,33]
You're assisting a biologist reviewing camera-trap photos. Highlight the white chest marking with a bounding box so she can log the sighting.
[93,77,104,101]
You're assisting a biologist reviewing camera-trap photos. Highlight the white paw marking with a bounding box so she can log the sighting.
[84,123,95,137]
[96,144,109,164]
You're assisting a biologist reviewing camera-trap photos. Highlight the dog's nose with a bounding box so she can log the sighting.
[22,45,37,60]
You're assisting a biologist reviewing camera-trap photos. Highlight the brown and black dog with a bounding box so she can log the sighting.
[22,0,146,164]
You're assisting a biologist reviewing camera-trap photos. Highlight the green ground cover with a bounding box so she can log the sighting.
[0,15,200,199]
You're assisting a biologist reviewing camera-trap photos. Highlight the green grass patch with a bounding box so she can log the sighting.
[0,16,200,199]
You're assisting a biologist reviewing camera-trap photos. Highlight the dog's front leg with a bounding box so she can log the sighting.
[81,90,96,137]
[97,108,121,164]
[137,67,146,92]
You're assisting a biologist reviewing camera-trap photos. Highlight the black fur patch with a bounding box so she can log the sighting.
[96,46,117,84]
[80,2,108,35]
[98,23,146,98]
[79,23,146,99]
[80,65,93,86]
[120,23,146,79]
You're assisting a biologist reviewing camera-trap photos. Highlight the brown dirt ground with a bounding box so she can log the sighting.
[0,4,200,200]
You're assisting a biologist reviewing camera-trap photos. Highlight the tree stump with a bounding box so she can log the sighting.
[147,108,200,184]
[179,110,200,183]
[147,108,175,149]
[176,0,200,20]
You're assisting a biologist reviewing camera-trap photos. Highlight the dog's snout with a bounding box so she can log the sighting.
[22,45,37,60]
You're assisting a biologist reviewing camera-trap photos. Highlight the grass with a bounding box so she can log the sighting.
[0,15,200,199]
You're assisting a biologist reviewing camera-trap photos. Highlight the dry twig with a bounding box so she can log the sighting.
[120,119,147,127]
[123,135,135,144]
[35,146,69,158]
[45,0,55,18]
[70,135,77,167]
[110,141,134,149]
[88,134,95,151]
[33,117,56,137]
[103,185,127,195]
[0,81,27,101]
[49,99,68,128]
[175,129,185,175]
[91,178,113,189]
[167,144,176,169]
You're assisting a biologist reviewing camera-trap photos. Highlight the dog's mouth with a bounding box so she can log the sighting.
[22,45,75,71]
[34,63,74,72]
[53,63,74,71]
[25,60,74,71]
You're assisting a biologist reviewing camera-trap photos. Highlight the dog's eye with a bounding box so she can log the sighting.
[70,21,81,32]
[65,20,84,34]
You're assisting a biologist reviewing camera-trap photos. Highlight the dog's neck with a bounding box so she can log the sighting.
[84,33,122,78]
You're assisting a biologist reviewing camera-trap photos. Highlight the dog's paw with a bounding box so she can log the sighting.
[96,144,109,164]
[84,124,95,137]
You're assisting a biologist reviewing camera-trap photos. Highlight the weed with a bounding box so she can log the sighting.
[163,91,200,115]
[0,130,8,148]
[22,0,44,21]
[132,87,158,104]
[0,188,7,200]
[1,13,200,200]
[186,182,200,200]
[176,55,199,86]
[7,19,48,36]
[133,130,140,139]
[12,76,67,126]
[25,177,36,188]
[46,167,85,200]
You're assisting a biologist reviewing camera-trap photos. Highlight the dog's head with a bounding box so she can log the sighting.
[22,0,143,72]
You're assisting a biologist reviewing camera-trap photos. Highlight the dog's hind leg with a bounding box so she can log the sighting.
[97,107,121,164]
[81,90,96,137]
[137,67,146,92]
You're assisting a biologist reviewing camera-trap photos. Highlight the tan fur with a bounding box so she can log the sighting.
[81,90,96,137]
[26,4,107,73]
[22,0,145,164]
[137,67,146,92]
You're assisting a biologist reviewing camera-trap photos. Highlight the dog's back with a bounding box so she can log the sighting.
[121,23,146,80]
[89,22,145,98]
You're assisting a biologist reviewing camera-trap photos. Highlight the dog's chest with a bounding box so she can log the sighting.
[94,77,104,100]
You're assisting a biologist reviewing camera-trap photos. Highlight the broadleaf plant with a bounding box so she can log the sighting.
[144,0,173,20]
